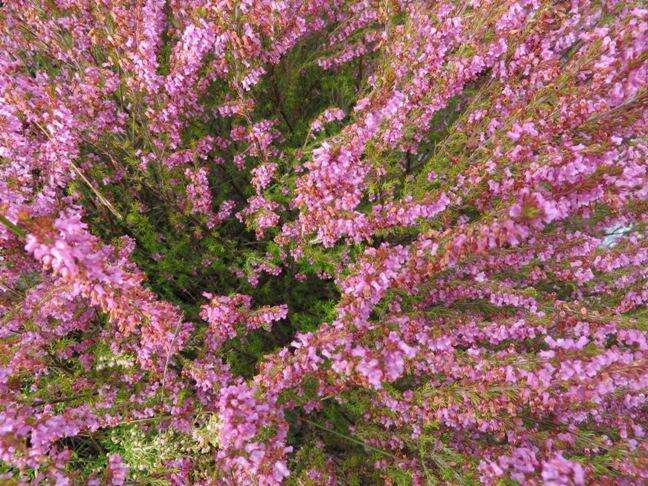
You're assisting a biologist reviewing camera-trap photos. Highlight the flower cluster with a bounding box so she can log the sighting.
[0,1,646,484]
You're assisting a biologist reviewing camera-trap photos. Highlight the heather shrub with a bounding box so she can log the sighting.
[0,1,646,484]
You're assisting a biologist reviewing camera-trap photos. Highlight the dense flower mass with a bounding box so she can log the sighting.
[0,0,646,484]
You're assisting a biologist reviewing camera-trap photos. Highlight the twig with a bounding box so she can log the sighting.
[70,162,123,221]
[31,119,123,221]
[0,215,26,239]
[302,418,400,459]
